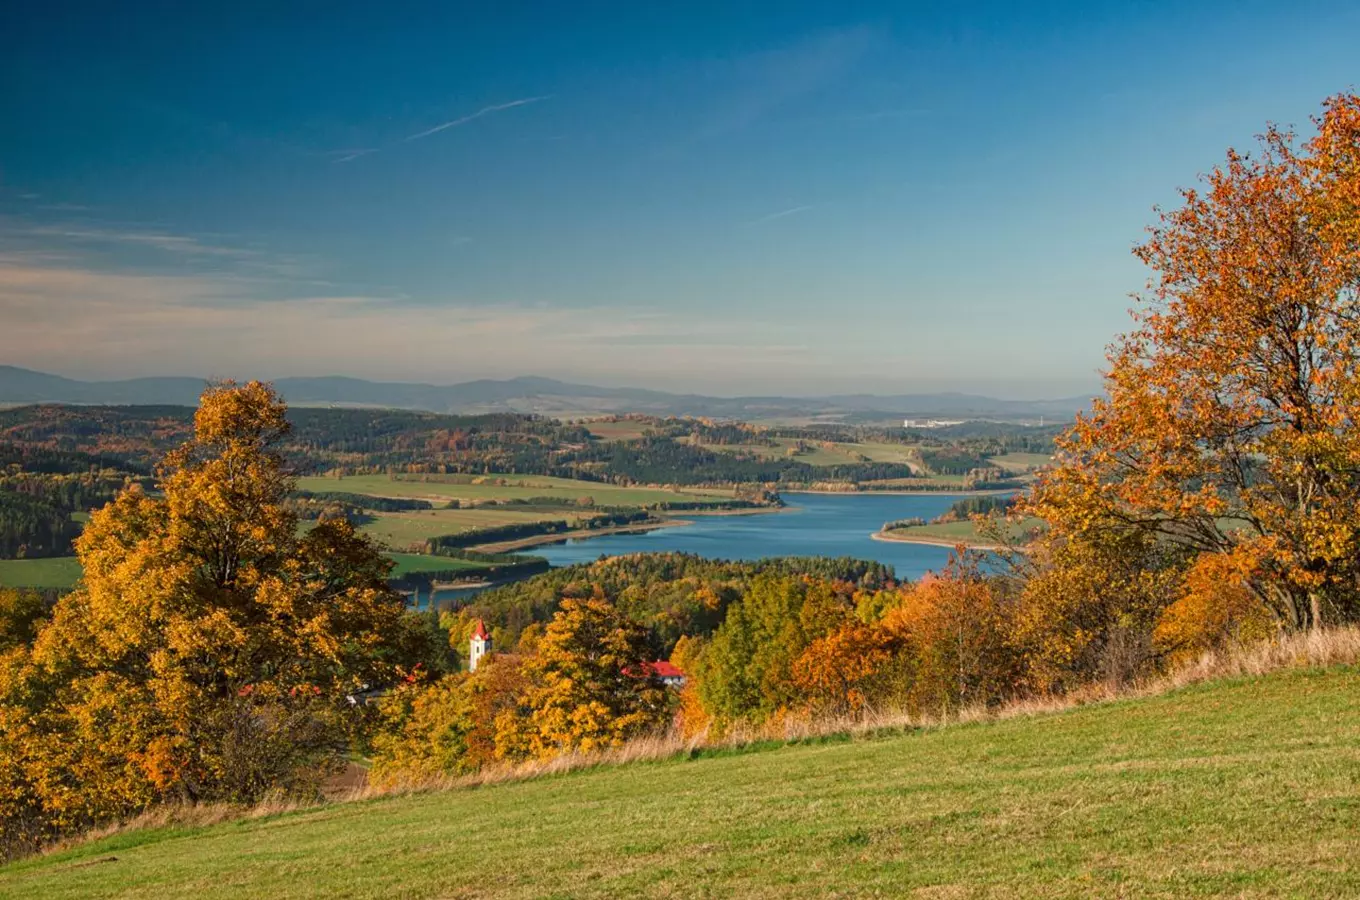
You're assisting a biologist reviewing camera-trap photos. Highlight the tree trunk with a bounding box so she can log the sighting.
[1310,592,1324,633]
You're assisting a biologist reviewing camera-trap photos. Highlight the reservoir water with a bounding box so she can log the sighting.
[532,492,979,581]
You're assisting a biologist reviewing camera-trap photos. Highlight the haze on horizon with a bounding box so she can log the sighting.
[2,1,1357,399]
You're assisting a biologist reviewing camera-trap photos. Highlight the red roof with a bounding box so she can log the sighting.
[644,660,686,679]
[471,620,490,641]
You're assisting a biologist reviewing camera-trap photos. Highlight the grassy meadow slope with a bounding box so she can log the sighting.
[7,665,1359,899]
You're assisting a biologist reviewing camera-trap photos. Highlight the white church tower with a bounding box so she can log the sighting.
[469,619,492,672]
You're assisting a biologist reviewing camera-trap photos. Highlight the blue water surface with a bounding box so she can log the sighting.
[533,492,979,581]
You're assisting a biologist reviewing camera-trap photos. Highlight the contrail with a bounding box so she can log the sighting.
[403,95,554,142]
[751,205,814,224]
[331,95,553,163]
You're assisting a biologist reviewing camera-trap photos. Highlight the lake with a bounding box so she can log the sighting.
[532,492,980,580]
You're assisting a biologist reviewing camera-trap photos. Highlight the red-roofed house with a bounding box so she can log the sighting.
[641,660,687,688]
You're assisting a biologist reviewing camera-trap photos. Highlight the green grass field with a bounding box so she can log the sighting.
[0,553,483,589]
[297,474,726,506]
[6,667,1359,898]
[385,552,488,577]
[883,516,1045,547]
[843,441,922,466]
[354,507,571,551]
[583,420,653,440]
[988,452,1054,473]
[0,557,83,589]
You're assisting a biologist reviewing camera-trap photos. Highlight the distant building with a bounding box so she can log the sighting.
[469,619,492,672]
[639,660,688,688]
[902,418,967,429]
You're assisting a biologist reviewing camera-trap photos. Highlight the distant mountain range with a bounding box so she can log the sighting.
[0,365,1093,422]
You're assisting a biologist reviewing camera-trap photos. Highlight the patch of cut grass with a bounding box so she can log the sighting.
[583,420,653,441]
[843,441,922,467]
[987,452,1053,473]
[0,556,82,589]
[0,554,487,588]
[385,553,488,577]
[7,668,1360,898]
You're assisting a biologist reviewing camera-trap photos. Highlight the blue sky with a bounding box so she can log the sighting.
[2,1,1357,398]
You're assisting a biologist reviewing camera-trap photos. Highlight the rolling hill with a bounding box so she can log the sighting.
[0,365,1093,422]
[4,665,1357,898]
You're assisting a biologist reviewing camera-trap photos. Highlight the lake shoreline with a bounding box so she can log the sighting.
[786,488,1019,498]
[518,492,990,580]
[870,529,1006,552]
[470,518,693,553]
[467,505,782,553]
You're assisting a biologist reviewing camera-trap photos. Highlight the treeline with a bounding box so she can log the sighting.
[292,490,433,512]
[0,444,145,558]
[917,448,992,475]
[936,495,1014,522]
[450,553,896,654]
[0,404,1050,490]
[0,443,145,475]
[562,437,914,485]
[0,490,81,558]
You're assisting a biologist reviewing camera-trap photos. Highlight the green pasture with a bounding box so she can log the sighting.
[7,667,1359,898]
[297,474,725,506]
[0,557,83,590]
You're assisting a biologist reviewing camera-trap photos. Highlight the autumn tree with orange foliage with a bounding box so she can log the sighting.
[504,594,670,759]
[1153,551,1276,667]
[875,554,1023,715]
[791,621,898,717]
[1026,93,1360,634]
[0,383,445,859]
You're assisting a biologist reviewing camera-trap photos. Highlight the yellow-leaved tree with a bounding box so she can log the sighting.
[504,594,670,759]
[0,382,443,859]
[1026,92,1360,634]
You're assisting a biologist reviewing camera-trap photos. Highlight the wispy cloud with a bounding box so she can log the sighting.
[2,217,341,289]
[334,95,553,163]
[328,148,379,164]
[402,95,553,143]
[22,226,257,259]
[0,253,803,384]
[749,205,814,225]
[686,26,880,145]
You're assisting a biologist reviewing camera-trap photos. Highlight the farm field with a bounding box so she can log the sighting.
[0,556,83,589]
[0,553,486,589]
[385,552,488,577]
[297,474,727,506]
[843,441,921,466]
[582,419,654,440]
[353,507,570,551]
[987,452,1053,473]
[692,437,915,467]
[7,667,1359,898]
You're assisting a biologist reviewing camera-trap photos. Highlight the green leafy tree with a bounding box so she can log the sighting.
[696,574,849,725]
